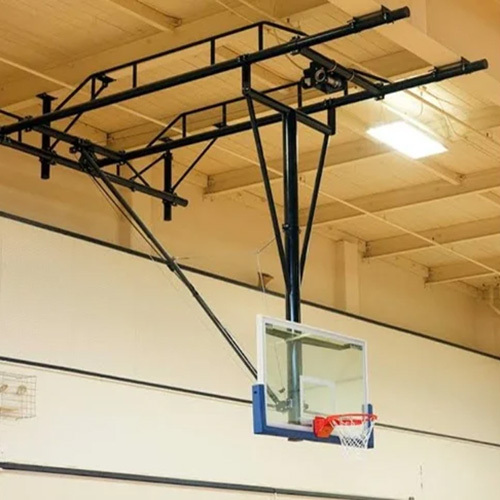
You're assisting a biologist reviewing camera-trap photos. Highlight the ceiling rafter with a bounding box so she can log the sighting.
[365,216,500,259]
[301,167,500,227]
[206,138,388,196]
[428,257,500,284]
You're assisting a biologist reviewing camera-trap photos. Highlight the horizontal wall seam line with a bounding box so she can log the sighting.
[0,462,410,500]
[376,423,500,449]
[0,209,497,362]
[1,355,499,449]
[0,355,249,405]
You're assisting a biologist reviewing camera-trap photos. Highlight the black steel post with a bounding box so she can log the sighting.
[282,110,302,425]
[283,111,301,322]
[163,152,173,221]
[300,133,330,280]
[37,93,56,179]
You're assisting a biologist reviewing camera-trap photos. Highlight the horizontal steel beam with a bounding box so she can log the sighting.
[0,136,187,206]
[102,58,487,165]
[246,89,333,134]
[0,7,410,135]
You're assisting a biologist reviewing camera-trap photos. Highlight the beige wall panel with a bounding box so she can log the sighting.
[0,216,498,498]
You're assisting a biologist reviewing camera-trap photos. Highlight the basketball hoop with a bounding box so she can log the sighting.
[313,413,377,450]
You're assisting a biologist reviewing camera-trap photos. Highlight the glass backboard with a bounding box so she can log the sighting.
[253,315,373,445]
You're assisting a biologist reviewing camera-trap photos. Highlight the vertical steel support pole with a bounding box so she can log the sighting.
[283,110,301,322]
[163,152,173,221]
[38,93,56,179]
[283,110,302,424]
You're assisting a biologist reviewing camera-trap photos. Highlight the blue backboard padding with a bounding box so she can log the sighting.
[252,384,375,447]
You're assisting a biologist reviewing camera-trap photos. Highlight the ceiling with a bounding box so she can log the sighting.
[0,0,499,298]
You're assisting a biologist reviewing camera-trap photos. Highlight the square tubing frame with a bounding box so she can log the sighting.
[0,7,411,136]
[103,58,487,166]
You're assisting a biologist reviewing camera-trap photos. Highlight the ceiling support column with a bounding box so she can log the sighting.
[335,240,360,314]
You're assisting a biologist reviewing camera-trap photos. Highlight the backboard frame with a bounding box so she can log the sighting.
[252,315,375,446]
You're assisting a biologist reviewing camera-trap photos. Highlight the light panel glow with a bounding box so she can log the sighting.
[367,121,447,159]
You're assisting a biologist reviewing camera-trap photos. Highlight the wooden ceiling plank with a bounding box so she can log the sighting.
[0,10,247,109]
[482,191,500,207]
[0,0,329,109]
[103,0,181,31]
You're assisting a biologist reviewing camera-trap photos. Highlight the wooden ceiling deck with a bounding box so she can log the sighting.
[0,0,499,293]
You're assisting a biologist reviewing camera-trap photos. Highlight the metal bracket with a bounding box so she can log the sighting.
[36,93,57,180]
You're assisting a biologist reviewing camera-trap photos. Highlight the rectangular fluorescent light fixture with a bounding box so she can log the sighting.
[367,121,447,159]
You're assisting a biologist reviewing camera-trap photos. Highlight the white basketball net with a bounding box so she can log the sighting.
[331,415,376,453]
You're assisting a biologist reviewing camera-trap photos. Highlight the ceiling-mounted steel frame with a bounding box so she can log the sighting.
[0,5,488,379]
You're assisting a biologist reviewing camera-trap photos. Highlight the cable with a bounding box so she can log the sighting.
[78,147,258,379]
[75,153,256,384]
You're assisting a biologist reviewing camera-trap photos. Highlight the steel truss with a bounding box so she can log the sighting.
[0,6,488,380]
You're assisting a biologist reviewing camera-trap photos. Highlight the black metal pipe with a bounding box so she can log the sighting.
[79,148,256,378]
[130,153,166,181]
[54,76,91,111]
[300,47,382,96]
[0,462,410,500]
[33,124,121,160]
[319,58,489,110]
[109,58,486,164]
[47,21,290,117]
[38,93,56,179]
[103,21,269,75]
[171,137,216,190]
[0,107,122,163]
[283,111,301,323]
[49,83,108,151]
[124,160,150,187]
[246,97,288,283]
[0,7,410,135]
[300,133,330,280]
[246,88,333,135]
[184,81,297,118]
[0,137,186,205]
[163,152,173,221]
[145,82,298,149]
[282,110,303,426]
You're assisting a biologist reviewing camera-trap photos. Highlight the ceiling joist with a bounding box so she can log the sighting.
[428,257,500,284]
[301,167,500,227]
[206,138,388,196]
[366,216,500,259]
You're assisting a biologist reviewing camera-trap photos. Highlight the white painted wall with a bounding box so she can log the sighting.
[0,217,499,499]
[0,149,498,357]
